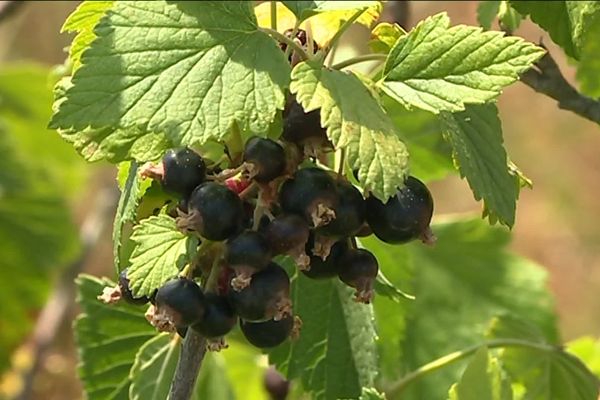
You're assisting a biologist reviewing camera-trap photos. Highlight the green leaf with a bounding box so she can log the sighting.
[498,1,522,32]
[383,95,454,182]
[487,316,599,400]
[440,104,517,227]
[359,236,413,379]
[448,347,513,400]
[477,1,501,30]
[61,1,114,71]
[220,341,268,400]
[576,15,600,98]
[195,352,236,400]
[567,336,600,377]
[381,13,545,114]
[129,334,179,400]
[369,22,406,54]
[359,387,388,400]
[51,1,290,148]
[127,215,198,297]
[281,1,380,21]
[399,218,558,400]
[113,161,143,274]
[511,1,600,60]
[75,274,156,400]
[269,269,378,400]
[291,61,408,200]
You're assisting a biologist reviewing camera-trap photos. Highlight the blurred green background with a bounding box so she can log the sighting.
[0,1,598,399]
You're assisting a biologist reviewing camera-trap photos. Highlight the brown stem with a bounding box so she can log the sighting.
[520,45,600,125]
[168,330,207,400]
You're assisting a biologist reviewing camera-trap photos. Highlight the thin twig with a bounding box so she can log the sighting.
[520,45,600,125]
[331,53,387,70]
[17,186,119,400]
[260,27,310,61]
[168,330,207,400]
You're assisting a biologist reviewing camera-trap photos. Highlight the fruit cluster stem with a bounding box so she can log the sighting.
[168,329,207,400]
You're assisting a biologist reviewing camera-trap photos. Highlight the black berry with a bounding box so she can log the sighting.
[262,214,309,256]
[338,248,379,303]
[240,315,294,348]
[228,262,291,322]
[365,176,434,244]
[118,269,150,305]
[226,230,272,290]
[243,137,286,183]
[282,99,329,148]
[155,278,205,327]
[191,293,237,338]
[182,182,244,241]
[302,237,349,279]
[161,147,206,197]
[279,167,339,228]
[318,179,365,238]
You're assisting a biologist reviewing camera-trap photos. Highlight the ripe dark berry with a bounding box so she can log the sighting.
[118,269,150,305]
[264,366,290,400]
[192,293,237,338]
[161,148,206,197]
[228,262,291,322]
[155,278,205,327]
[181,182,244,241]
[282,99,329,149]
[279,167,339,228]
[240,315,294,348]
[338,248,379,303]
[303,237,348,279]
[262,214,310,268]
[318,179,365,238]
[365,176,434,244]
[226,230,272,290]
[243,137,286,183]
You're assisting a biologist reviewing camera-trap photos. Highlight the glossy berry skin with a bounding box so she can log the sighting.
[240,315,294,348]
[262,214,310,256]
[282,99,328,145]
[279,168,339,227]
[365,176,434,244]
[302,237,348,279]
[226,230,271,270]
[155,278,205,327]
[118,269,150,305]
[161,148,206,197]
[228,262,290,322]
[192,293,237,338]
[243,137,286,183]
[187,182,244,241]
[338,248,379,303]
[318,180,365,238]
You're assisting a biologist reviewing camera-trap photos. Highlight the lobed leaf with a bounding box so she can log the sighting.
[129,334,179,400]
[440,104,517,227]
[381,13,545,114]
[127,215,198,297]
[75,275,156,400]
[291,61,409,200]
[51,1,290,149]
[369,22,406,54]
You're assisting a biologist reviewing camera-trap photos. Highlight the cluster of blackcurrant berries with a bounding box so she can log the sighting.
[106,29,434,351]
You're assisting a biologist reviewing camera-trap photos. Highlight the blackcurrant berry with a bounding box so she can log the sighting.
[228,262,291,322]
[191,293,237,338]
[282,99,329,148]
[262,214,309,261]
[279,167,339,228]
[338,248,379,303]
[243,137,286,183]
[240,315,294,348]
[302,237,348,279]
[264,366,290,400]
[155,278,206,327]
[118,269,150,305]
[318,179,365,238]
[181,182,244,241]
[226,230,272,290]
[161,148,206,197]
[365,176,434,244]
